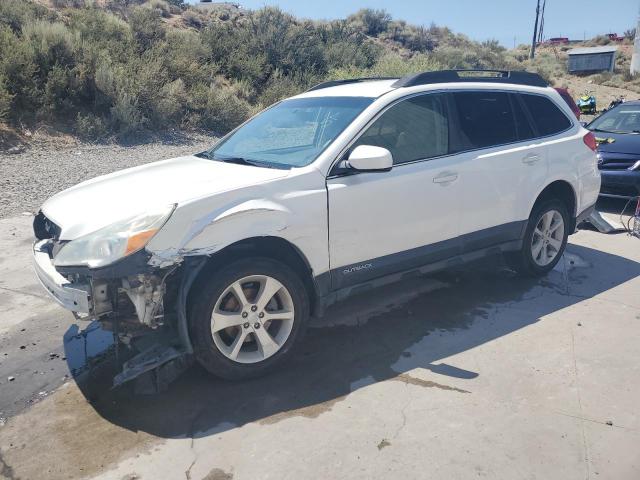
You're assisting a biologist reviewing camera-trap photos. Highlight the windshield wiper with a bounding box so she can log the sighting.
[196,151,290,169]
[197,151,263,167]
[217,156,260,166]
[592,128,638,135]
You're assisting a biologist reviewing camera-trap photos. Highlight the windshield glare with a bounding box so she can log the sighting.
[589,105,640,133]
[208,96,373,168]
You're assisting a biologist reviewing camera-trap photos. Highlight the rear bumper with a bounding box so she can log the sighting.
[599,170,640,199]
[32,240,91,313]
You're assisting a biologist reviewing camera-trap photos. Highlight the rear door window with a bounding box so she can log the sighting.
[520,93,572,137]
[510,93,536,141]
[449,91,519,152]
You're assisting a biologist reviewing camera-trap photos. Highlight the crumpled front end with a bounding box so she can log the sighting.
[32,212,192,391]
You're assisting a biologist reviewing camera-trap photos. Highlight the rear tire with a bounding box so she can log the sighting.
[508,199,570,277]
[188,257,309,380]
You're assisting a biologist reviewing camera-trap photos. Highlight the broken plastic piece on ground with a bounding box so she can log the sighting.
[113,343,191,392]
[586,210,625,234]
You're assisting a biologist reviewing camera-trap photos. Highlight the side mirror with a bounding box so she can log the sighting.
[347,145,393,172]
[580,121,588,128]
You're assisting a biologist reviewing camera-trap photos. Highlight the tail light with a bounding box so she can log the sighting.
[583,131,597,152]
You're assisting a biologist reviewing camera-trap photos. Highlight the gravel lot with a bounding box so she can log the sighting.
[0,132,218,219]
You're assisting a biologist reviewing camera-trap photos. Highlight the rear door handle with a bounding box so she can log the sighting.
[522,154,541,165]
[433,172,459,184]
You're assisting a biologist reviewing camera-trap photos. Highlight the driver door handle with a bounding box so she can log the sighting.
[522,154,541,165]
[433,172,459,184]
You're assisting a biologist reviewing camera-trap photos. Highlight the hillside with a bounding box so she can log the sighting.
[0,0,638,149]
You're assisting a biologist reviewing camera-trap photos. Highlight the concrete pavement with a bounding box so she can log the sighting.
[0,217,639,479]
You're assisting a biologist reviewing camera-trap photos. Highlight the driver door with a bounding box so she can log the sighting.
[327,93,463,290]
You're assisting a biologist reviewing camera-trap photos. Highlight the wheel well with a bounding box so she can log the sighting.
[188,237,318,314]
[534,181,577,229]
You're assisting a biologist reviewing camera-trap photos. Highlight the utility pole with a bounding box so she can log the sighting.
[537,0,547,44]
[530,0,541,59]
[631,2,640,75]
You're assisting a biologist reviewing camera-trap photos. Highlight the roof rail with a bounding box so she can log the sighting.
[306,77,398,92]
[392,70,548,88]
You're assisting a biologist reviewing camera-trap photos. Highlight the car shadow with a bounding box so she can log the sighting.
[75,243,640,439]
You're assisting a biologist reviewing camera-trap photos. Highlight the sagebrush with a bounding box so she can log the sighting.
[0,2,537,139]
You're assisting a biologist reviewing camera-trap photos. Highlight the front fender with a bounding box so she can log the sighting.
[146,198,293,267]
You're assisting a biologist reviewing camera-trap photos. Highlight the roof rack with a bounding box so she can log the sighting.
[306,77,398,92]
[392,70,548,88]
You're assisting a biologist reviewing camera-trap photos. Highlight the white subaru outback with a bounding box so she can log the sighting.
[33,70,600,383]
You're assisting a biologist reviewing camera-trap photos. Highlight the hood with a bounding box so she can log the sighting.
[594,131,640,155]
[41,155,290,240]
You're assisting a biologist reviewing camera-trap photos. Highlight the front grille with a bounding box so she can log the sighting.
[33,211,61,240]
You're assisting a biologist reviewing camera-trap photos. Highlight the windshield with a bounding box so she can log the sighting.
[203,96,373,168]
[589,104,640,134]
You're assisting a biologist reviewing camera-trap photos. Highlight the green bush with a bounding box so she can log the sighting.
[182,9,205,28]
[0,2,534,139]
[0,26,38,120]
[75,112,108,139]
[129,6,165,51]
[0,0,50,33]
[348,9,391,36]
[145,0,171,18]
[188,80,256,133]
[111,91,145,134]
[0,75,13,121]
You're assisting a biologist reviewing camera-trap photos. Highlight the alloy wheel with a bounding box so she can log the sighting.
[210,275,295,364]
[531,209,565,266]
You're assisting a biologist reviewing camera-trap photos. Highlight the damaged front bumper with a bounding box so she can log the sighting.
[32,238,202,391]
[33,240,92,313]
[33,239,170,326]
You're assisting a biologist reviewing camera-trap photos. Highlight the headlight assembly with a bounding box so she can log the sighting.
[53,204,176,268]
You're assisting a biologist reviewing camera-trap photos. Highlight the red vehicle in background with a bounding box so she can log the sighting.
[548,37,570,45]
[554,87,581,120]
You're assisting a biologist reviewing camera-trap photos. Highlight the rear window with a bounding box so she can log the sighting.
[520,94,572,137]
[449,91,519,151]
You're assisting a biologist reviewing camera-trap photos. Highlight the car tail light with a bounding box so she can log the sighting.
[583,132,597,152]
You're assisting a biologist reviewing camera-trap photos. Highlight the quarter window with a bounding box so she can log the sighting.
[520,93,572,136]
[353,94,449,165]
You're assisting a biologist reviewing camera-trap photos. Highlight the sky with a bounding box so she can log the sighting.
[188,0,639,47]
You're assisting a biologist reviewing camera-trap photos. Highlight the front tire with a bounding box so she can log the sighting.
[508,199,570,276]
[189,257,309,380]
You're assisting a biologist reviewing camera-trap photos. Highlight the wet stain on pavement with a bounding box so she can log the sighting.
[258,395,347,425]
[202,468,234,480]
[393,373,471,393]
